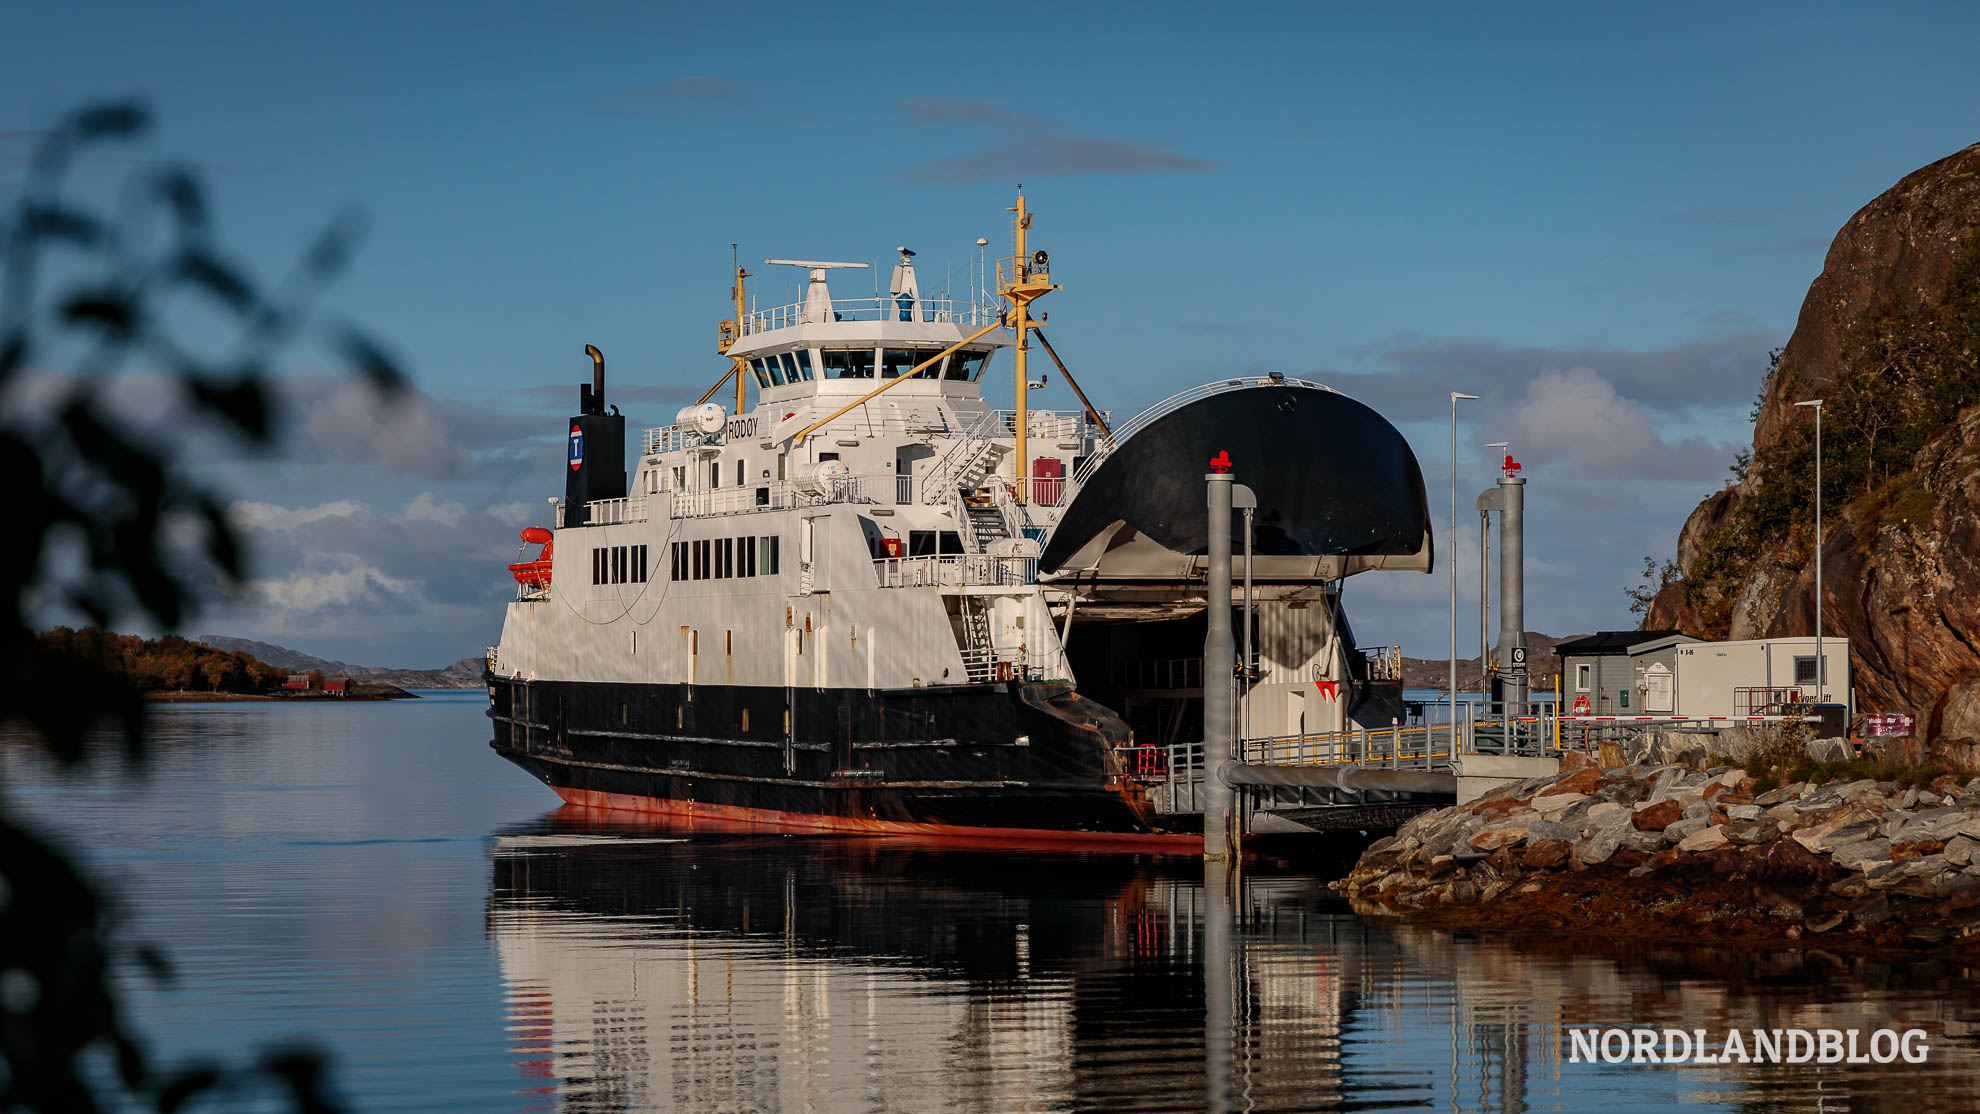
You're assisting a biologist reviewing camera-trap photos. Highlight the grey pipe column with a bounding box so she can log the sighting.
[1237,488,1256,745]
[1496,475,1527,708]
[1203,858,1236,1113]
[1204,468,1236,861]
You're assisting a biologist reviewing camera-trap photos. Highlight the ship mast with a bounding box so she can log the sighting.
[714,253,753,414]
[999,196,1058,504]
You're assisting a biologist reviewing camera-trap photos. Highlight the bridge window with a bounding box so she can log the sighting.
[822,348,875,378]
[778,351,803,383]
[756,356,783,386]
[947,349,990,381]
[791,349,814,381]
[881,348,941,379]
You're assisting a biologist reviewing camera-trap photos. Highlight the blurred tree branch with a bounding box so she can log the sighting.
[1,99,404,1112]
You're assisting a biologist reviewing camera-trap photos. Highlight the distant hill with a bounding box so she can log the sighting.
[197,636,484,689]
[1399,631,1584,692]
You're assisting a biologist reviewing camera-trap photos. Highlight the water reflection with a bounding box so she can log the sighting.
[490,807,1980,1114]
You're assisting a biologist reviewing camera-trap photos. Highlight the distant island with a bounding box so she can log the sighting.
[197,635,485,690]
[38,628,461,702]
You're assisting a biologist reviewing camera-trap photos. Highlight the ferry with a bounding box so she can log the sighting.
[486,198,1434,841]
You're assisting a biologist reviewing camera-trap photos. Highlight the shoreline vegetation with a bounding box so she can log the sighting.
[42,628,419,702]
[1341,732,1980,956]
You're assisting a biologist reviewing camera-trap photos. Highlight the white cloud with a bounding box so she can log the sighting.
[291,376,473,479]
[246,561,420,617]
[229,498,366,532]
[396,492,469,528]
[1496,367,1738,481]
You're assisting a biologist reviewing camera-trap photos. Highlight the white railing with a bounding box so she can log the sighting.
[922,409,1008,502]
[741,296,1001,336]
[1071,375,1337,486]
[989,480,1027,540]
[644,425,693,455]
[957,645,1026,684]
[644,412,957,458]
[585,497,649,525]
[1359,645,1403,682]
[870,555,1037,589]
[669,474,879,519]
[944,486,979,550]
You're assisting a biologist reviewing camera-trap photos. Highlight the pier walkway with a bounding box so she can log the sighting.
[1143,709,1565,833]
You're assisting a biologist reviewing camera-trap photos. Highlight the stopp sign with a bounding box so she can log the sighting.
[569,425,584,472]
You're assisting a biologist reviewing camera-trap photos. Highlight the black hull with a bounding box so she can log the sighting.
[486,675,1185,839]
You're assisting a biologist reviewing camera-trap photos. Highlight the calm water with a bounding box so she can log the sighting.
[5,692,1980,1112]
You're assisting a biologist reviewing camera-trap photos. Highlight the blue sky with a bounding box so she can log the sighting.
[5,1,1978,666]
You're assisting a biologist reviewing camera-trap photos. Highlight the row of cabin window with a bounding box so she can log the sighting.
[748,347,993,388]
[671,536,780,582]
[593,544,650,585]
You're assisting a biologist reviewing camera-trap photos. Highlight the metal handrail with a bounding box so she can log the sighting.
[584,497,649,525]
[921,408,1008,502]
[870,555,1037,589]
[740,295,1002,335]
[669,475,878,519]
[956,644,1025,684]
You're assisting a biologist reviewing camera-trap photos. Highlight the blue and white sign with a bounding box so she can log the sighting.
[568,425,584,472]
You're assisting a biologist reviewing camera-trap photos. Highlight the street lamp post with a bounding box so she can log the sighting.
[1795,398,1824,701]
[1450,392,1478,752]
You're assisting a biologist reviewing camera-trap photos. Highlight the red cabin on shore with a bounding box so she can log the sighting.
[283,674,309,691]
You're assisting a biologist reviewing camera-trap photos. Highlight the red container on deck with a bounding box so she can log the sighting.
[1031,457,1065,506]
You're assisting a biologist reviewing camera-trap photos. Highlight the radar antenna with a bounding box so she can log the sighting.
[763,259,871,324]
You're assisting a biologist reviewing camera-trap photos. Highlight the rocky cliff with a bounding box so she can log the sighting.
[1650,142,1980,748]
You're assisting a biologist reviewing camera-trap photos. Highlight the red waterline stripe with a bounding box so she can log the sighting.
[551,785,1204,850]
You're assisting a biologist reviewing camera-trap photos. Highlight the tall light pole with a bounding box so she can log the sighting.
[1795,398,1824,701]
[1450,392,1478,750]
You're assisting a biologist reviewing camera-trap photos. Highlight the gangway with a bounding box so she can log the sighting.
[1138,706,1828,835]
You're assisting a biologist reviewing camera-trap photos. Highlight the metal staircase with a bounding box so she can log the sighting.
[956,597,999,682]
[967,502,1010,545]
[952,442,1009,496]
[922,411,1011,504]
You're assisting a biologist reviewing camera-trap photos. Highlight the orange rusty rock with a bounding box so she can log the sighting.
[1522,839,1572,870]
[1633,799,1684,832]
[1548,768,1605,796]
[1893,840,1947,861]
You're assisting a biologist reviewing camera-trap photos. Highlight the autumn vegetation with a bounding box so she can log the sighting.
[36,627,290,694]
